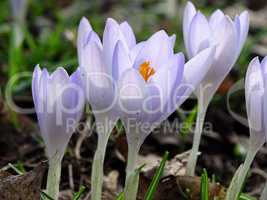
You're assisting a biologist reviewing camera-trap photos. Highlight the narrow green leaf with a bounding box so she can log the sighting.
[8,163,24,175]
[200,169,209,200]
[144,151,169,200]
[40,191,55,200]
[116,192,125,200]
[239,193,256,200]
[180,105,197,137]
[72,185,86,200]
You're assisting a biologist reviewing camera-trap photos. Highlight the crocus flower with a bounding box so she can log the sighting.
[183,1,249,175]
[32,65,85,199]
[114,29,215,199]
[77,17,139,200]
[227,57,266,199]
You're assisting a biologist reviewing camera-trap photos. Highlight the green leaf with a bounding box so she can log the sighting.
[72,185,86,200]
[144,151,169,200]
[200,169,209,200]
[8,162,24,175]
[180,105,197,137]
[239,193,256,200]
[115,192,125,200]
[40,191,54,200]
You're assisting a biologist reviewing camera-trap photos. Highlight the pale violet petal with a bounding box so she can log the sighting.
[120,21,136,49]
[130,41,145,62]
[235,11,249,55]
[80,42,115,110]
[183,1,197,58]
[118,68,147,124]
[77,17,92,57]
[103,18,129,71]
[112,40,132,80]
[32,64,41,106]
[147,53,185,125]
[209,9,225,30]
[197,17,238,105]
[245,57,264,133]
[169,34,176,50]
[188,11,212,57]
[133,30,171,70]
[261,56,267,85]
[184,46,216,93]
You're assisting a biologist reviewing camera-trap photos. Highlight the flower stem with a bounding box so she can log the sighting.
[233,142,262,199]
[186,103,207,176]
[124,144,140,200]
[260,182,267,200]
[91,133,109,200]
[46,156,62,200]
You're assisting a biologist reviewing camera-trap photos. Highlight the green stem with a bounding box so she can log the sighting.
[91,133,109,200]
[233,144,259,200]
[260,182,267,200]
[186,103,207,176]
[124,144,140,200]
[46,156,62,200]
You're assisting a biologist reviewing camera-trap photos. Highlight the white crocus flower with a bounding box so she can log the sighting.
[32,66,85,199]
[227,57,266,200]
[183,1,249,175]
[115,30,215,200]
[77,17,138,200]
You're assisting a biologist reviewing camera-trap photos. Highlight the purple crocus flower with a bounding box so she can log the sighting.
[183,1,249,176]
[227,57,267,199]
[32,66,85,199]
[77,17,215,200]
[183,2,249,98]
[114,30,215,200]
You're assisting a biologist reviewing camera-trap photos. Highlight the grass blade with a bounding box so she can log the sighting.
[180,105,197,137]
[144,151,169,200]
[201,169,209,200]
[239,193,256,200]
[8,162,24,175]
[40,191,54,200]
[72,185,86,200]
[116,192,125,200]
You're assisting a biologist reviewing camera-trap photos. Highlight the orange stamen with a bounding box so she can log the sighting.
[139,61,155,82]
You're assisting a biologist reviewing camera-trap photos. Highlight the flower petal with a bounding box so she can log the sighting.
[245,57,264,133]
[188,11,212,57]
[103,18,129,70]
[197,17,238,104]
[80,42,115,111]
[77,17,92,56]
[118,68,147,123]
[32,64,41,106]
[147,53,185,124]
[133,30,172,70]
[261,56,267,84]
[130,41,145,61]
[112,40,132,81]
[169,34,176,50]
[209,9,225,30]
[184,46,216,93]
[235,11,249,54]
[150,53,185,109]
[120,21,136,49]
[183,1,196,58]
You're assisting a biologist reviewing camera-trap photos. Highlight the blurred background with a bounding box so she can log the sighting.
[0,0,267,199]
